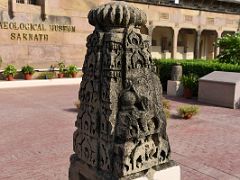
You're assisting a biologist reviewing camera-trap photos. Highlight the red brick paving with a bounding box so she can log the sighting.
[0,85,239,180]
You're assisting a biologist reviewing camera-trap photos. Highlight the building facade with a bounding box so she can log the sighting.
[0,0,239,68]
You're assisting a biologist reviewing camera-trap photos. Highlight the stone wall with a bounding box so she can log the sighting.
[0,0,239,68]
[0,0,111,68]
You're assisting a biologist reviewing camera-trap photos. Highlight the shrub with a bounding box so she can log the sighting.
[181,74,198,89]
[177,105,199,119]
[37,72,55,79]
[3,64,17,77]
[162,98,171,120]
[154,59,240,92]
[0,56,2,68]
[67,65,79,74]
[162,98,171,109]
[181,74,199,96]
[217,33,240,65]
[57,61,66,74]
[21,65,35,74]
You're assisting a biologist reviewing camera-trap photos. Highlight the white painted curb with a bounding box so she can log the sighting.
[0,78,82,89]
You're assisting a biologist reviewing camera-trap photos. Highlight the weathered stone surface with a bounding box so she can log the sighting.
[171,63,182,81]
[69,2,172,179]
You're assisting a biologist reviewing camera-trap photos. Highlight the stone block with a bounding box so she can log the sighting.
[167,80,183,96]
[198,71,240,109]
[133,166,181,180]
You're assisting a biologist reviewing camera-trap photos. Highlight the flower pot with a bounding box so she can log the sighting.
[183,114,193,119]
[183,88,192,99]
[24,73,32,80]
[6,74,14,81]
[71,72,77,78]
[58,73,64,78]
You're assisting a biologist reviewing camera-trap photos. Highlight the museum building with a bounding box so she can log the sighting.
[0,0,240,68]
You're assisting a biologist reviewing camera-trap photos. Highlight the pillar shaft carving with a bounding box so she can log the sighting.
[69,2,173,180]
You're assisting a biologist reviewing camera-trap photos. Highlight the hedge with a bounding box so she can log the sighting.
[154,59,240,91]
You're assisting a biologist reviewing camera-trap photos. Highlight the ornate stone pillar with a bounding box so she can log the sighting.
[69,2,174,180]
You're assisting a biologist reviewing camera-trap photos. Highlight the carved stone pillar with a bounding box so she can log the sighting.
[41,0,48,20]
[195,30,201,59]
[215,31,222,58]
[173,28,179,59]
[69,2,174,180]
[9,0,16,18]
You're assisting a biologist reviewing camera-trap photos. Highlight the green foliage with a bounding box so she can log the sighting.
[181,74,198,91]
[57,61,66,73]
[177,105,199,119]
[37,72,55,79]
[67,65,79,74]
[0,56,2,68]
[162,98,171,120]
[3,64,17,77]
[21,65,35,74]
[154,59,240,92]
[217,33,240,64]
[162,98,171,110]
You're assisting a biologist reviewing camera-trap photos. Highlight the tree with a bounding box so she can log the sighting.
[217,33,240,65]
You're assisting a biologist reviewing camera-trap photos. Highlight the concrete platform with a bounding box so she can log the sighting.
[134,166,181,180]
[0,78,82,89]
[198,71,240,109]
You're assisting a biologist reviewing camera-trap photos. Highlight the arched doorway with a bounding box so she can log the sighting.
[151,26,173,59]
[177,28,197,59]
[221,31,235,37]
[200,30,218,59]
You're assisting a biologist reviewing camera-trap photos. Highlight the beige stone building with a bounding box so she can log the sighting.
[0,0,239,68]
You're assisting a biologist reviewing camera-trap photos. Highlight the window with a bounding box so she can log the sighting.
[16,0,24,3]
[16,0,40,5]
[28,0,37,5]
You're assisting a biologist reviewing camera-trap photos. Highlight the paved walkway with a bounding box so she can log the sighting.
[0,85,239,180]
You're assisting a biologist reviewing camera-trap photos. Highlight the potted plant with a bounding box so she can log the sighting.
[181,74,198,98]
[57,61,65,78]
[21,65,35,80]
[177,105,199,119]
[3,64,17,81]
[67,65,79,78]
[162,98,171,120]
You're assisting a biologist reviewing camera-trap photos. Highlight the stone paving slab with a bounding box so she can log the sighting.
[0,85,240,180]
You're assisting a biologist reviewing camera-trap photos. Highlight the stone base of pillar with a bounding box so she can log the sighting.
[69,154,179,180]
[167,80,183,96]
[133,165,181,180]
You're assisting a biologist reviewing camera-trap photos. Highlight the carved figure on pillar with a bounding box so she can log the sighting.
[69,2,174,180]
